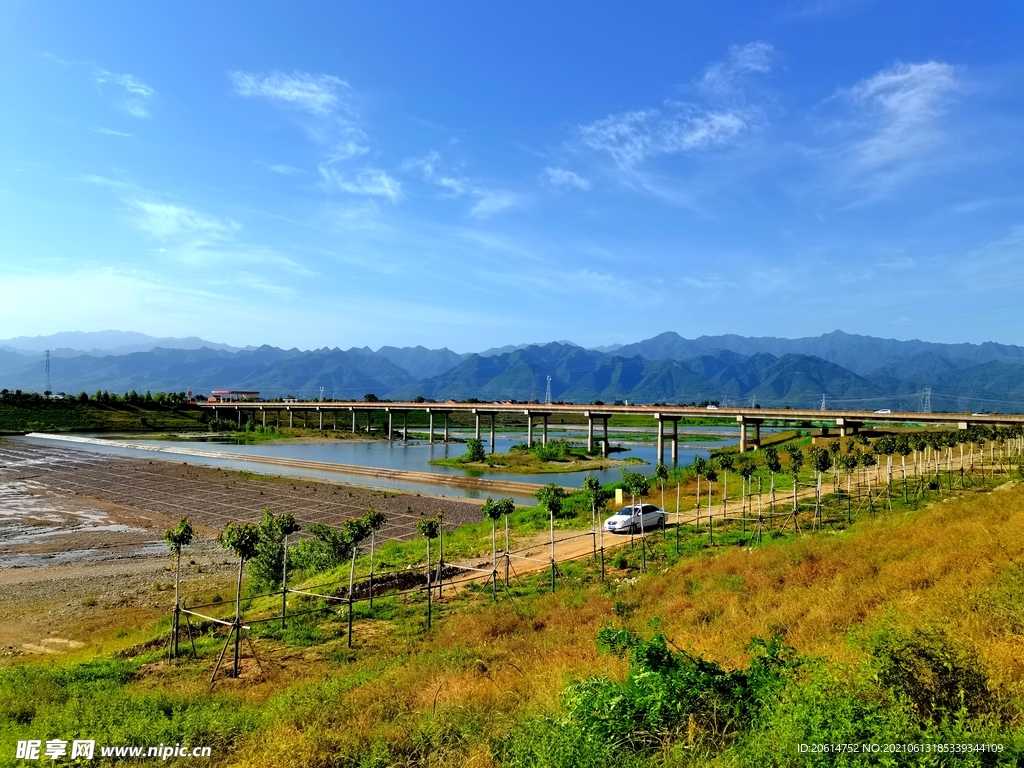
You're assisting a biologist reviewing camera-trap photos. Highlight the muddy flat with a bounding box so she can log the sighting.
[0,439,485,658]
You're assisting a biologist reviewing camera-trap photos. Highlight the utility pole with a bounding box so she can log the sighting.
[923,387,932,413]
[44,350,51,395]
[820,393,826,411]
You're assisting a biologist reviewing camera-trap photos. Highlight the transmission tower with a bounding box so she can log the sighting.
[923,387,932,413]
[544,375,552,405]
[44,350,51,395]
[820,393,826,411]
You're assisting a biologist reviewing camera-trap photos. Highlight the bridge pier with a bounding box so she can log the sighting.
[836,418,861,437]
[475,413,481,440]
[237,408,241,428]
[444,413,449,441]
[603,417,609,457]
[387,411,393,441]
[366,410,371,434]
[542,414,548,445]
[490,414,496,453]
[584,411,612,455]
[289,409,293,429]
[588,416,594,453]
[333,410,337,430]
[429,411,435,444]
[403,412,409,441]
[527,414,533,447]
[654,414,681,466]
[736,415,762,452]
[261,408,266,428]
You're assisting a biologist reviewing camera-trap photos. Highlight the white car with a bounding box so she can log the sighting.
[604,504,667,534]
[874,409,892,414]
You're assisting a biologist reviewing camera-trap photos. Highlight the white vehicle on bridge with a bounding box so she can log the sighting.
[604,504,667,534]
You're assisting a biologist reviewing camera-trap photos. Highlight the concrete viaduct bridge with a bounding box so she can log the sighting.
[198,401,1024,467]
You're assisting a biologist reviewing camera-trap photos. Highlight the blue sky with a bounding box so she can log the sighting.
[2,1,1024,352]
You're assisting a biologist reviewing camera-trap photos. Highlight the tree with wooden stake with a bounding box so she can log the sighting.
[164,516,194,659]
[490,497,516,585]
[417,514,441,628]
[217,522,260,680]
[364,509,386,609]
[809,446,831,529]
[534,483,565,592]
[655,463,669,543]
[277,513,300,629]
[482,497,501,600]
[704,466,718,545]
[717,452,735,518]
[690,456,708,534]
[619,470,650,571]
[841,451,859,523]
[342,516,371,648]
[738,458,756,534]
[763,446,781,528]
[583,475,609,578]
[784,444,804,532]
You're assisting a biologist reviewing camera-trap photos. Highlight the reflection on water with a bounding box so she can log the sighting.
[20,429,742,500]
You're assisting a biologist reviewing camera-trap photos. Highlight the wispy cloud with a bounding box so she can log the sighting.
[580,108,748,169]
[578,43,774,171]
[229,70,349,115]
[470,191,521,217]
[127,200,239,239]
[90,127,133,137]
[543,167,590,191]
[231,69,371,177]
[318,166,402,202]
[699,42,776,97]
[404,150,522,216]
[840,61,959,171]
[93,69,156,118]
[269,164,304,175]
[822,61,960,197]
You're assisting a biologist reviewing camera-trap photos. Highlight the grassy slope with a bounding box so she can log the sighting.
[0,400,208,434]
[4,477,1024,766]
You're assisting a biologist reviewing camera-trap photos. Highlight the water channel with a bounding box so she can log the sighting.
[20,428,747,502]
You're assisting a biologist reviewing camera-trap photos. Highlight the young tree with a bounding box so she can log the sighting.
[690,456,708,527]
[763,446,782,520]
[417,514,442,628]
[654,463,669,513]
[738,458,756,524]
[808,446,831,527]
[784,444,804,522]
[364,509,387,608]
[583,475,609,576]
[164,516,194,659]
[535,483,567,591]
[717,452,735,515]
[219,522,260,677]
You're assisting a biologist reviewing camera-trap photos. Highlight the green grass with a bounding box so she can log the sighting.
[0,399,208,434]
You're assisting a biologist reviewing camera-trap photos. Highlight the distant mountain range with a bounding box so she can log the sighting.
[2,330,1024,412]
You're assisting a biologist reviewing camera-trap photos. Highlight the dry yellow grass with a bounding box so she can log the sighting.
[224,480,1024,766]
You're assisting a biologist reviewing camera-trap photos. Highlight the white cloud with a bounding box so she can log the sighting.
[543,167,590,191]
[404,150,520,215]
[90,127,132,137]
[700,42,776,97]
[92,69,156,118]
[231,70,370,165]
[838,61,959,173]
[269,164,304,175]
[580,108,747,169]
[127,200,239,239]
[229,70,349,115]
[318,166,402,202]
[470,191,521,218]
